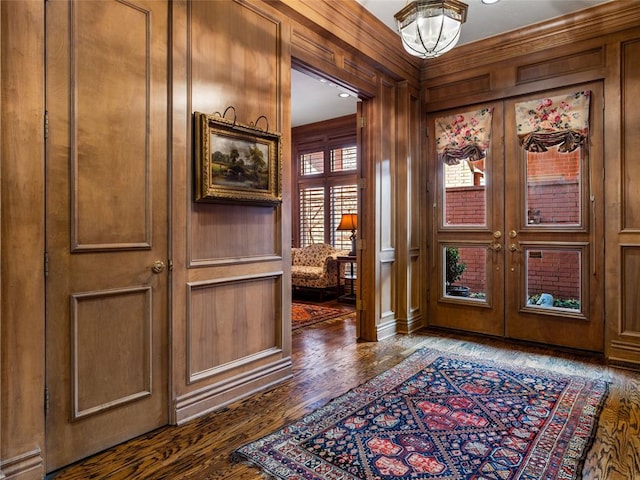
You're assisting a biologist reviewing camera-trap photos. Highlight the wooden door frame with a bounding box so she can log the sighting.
[290,58,375,339]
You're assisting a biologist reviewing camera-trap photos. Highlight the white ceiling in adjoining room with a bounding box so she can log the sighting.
[291,69,359,128]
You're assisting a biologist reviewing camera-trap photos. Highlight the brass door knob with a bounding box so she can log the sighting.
[152,260,166,273]
[490,243,502,252]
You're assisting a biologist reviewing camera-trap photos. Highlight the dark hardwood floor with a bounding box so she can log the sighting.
[50,305,640,479]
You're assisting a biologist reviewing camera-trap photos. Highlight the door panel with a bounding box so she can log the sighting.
[504,83,604,351]
[428,101,505,336]
[45,0,169,471]
[428,84,603,352]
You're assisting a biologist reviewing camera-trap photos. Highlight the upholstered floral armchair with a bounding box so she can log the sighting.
[291,243,349,300]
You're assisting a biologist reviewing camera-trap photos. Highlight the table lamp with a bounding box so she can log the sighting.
[336,213,357,256]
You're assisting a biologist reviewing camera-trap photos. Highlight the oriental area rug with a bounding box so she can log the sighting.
[292,302,353,330]
[233,348,608,480]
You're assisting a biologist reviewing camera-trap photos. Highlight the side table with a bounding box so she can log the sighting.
[336,255,357,304]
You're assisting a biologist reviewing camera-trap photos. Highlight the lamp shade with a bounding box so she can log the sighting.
[336,213,357,231]
[394,0,468,59]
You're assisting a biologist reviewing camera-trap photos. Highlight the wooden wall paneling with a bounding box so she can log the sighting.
[190,204,278,264]
[289,26,378,96]
[621,39,640,231]
[0,1,3,476]
[174,273,291,424]
[375,77,397,340]
[515,47,605,85]
[358,94,376,341]
[268,0,420,85]
[0,1,45,478]
[186,275,281,383]
[426,74,491,106]
[171,0,292,423]
[606,36,640,366]
[395,82,410,333]
[170,0,190,427]
[188,0,281,270]
[424,40,609,113]
[0,0,3,475]
[421,1,640,81]
[621,248,640,334]
[395,82,423,333]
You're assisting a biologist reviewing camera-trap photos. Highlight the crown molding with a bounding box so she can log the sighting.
[422,1,640,80]
[266,0,421,85]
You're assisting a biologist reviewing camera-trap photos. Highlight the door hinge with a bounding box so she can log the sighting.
[44,110,49,140]
[359,116,365,128]
[44,251,49,278]
[356,299,364,311]
[44,386,50,415]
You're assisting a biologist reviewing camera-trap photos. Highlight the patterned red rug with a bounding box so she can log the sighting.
[234,348,608,479]
[292,302,352,330]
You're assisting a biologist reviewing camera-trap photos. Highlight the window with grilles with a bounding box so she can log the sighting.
[331,184,358,250]
[299,186,325,246]
[293,117,358,249]
[331,145,357,172]
[300,151,324,176]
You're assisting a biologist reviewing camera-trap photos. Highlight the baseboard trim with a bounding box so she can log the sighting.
[1,448,43,480]
[174,357,293,425]
[377,317,399,340]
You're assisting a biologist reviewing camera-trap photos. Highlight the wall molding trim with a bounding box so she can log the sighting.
[422,2,640,79]
[174,357,292,425]
[0,449,43,480]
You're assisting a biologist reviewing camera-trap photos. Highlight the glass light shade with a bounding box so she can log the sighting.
[395,0,468,59]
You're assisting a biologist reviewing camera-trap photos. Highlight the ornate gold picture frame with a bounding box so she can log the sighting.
[194,111,281,205]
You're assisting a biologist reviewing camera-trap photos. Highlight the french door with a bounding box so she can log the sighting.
[428,83,604,352]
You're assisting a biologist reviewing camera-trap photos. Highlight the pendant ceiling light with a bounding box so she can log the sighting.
[394,0,468,59]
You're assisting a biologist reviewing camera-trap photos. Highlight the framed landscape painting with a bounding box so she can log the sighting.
[194,112,282,205]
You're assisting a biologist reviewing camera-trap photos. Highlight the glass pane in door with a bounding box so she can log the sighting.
[443,158,486,226]
[526,145,581,226]
[443,245,487,301]
[525,248,581,312]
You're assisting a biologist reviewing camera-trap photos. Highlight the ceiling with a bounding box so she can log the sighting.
[291,0,610,127]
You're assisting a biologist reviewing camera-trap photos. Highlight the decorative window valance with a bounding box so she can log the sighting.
[436,108,494,165]
[515,91,591,153]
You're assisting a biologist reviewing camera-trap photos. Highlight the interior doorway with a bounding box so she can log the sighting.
[427,82,604,352]
[290,64,362,313]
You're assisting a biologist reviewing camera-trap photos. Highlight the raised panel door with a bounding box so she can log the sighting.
[45,0,169,471]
